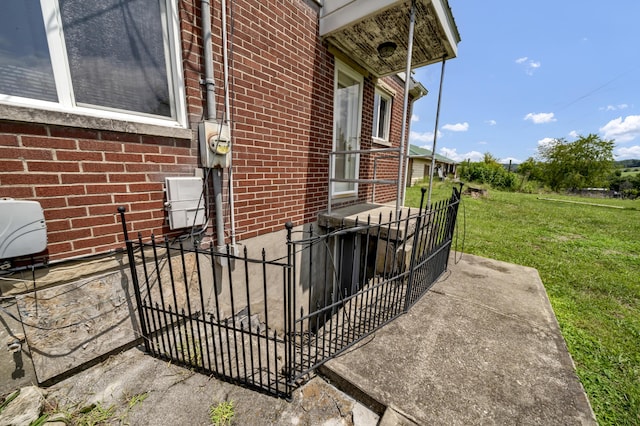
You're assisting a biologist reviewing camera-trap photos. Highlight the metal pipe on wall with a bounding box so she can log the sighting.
[201,0,226,249]
[221,0,237,247]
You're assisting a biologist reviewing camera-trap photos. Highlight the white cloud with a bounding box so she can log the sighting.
[568,130,579,138]
[537,137,555,148]
[409,130,442,143]
[599,115,640,142]
[524,112,556,124]
[601,104,629,111]
[411,114,419,122]
[516,56,541,75]
[615,145,640,159]
[442,122,469,132]
[485,119,497,126]
[439,147,483,162]
[501,157,522,164]
[478,141,488,145]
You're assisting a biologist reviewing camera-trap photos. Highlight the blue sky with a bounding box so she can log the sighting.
[409,0,640,163]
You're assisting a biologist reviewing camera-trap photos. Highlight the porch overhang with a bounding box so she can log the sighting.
[320,0,460,77]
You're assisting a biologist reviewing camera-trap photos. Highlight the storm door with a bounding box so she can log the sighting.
[332,60,363,196]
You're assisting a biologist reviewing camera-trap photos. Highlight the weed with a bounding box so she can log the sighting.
[209,400,234,426]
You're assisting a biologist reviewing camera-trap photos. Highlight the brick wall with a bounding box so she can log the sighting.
[0,122,196,261]
[0,0,412,262]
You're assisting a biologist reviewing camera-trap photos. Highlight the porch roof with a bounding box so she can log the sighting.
[320,0,461,77]
[409,144,457,164]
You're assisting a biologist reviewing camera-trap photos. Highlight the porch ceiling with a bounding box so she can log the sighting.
[320,0,460,77]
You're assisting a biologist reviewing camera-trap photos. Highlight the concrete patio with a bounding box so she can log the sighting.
[1,252,596,425]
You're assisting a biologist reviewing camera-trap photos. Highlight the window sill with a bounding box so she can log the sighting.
[372,137,392,147]
[0,103,193,140]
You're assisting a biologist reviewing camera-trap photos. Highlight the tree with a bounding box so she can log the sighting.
[537,134,614,191]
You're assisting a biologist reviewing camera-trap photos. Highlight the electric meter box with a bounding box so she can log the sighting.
[199,120,231,168]
[165,177,207,230]
[0,199,47,259]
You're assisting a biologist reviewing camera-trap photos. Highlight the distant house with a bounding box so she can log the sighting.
[407,144,457,186]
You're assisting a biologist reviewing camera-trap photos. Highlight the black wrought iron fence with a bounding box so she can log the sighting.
[118,185,461,399]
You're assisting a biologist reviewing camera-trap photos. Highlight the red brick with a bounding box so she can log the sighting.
[0,134,19,146]
[44,207,87,220]
[47,228,91,244]
[0,122,47,136]
[144,154,176,164]
[128,183,163,192]
[78,139,122,152]
[49,126,100,140]
[56,150,103,161]
[108,173,147,183]
[22,136,76,150]
[0,186,34,198]
[66,194,113,207]
[0,160,24,172]
[61,174,108,184]
[39,188,90,202]
[93,223,126,238]
[82,162,125,173]
[0,174,60,185]
[71,215,115,228]
[100,131,142,143]
[85,184,128,194]
[104,152,143,163]
[113,193,151,203]
[123,144,160,154]
[0,147,53,160]
[46,219,71,232]
[125,163,160,173]
[89,205,124,216]
[73,235,117,250]
[46,242,73,256]
[38,197,67,209]
[28,161,80,172]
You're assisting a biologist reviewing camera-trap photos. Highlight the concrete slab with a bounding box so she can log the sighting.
[321,253,596,425]
[45,348,379,426]
[0,299,37,395]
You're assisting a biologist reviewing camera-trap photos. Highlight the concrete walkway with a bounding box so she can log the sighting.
[37,253,596,425]
[321,253,596,425]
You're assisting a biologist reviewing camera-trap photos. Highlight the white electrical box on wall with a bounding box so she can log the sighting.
[165,177,206,230]
[0,199,47,259]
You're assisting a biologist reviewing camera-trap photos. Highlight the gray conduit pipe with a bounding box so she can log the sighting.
[201,0,226,248]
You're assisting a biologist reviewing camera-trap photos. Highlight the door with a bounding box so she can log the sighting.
[332,60,363,196]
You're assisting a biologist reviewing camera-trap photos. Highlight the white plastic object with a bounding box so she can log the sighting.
[165,177,206,230]
[0,199,47,259]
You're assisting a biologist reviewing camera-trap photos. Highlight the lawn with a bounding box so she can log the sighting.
[405,182,640,425]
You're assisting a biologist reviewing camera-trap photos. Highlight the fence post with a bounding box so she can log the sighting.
[284,221,294,398]
[403,187,428,311]
[117,207,150,352]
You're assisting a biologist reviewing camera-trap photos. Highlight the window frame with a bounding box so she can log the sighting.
[0,0,187,129]
[372,87,392,145]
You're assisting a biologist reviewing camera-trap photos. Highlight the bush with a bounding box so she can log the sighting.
[459,161,518,191]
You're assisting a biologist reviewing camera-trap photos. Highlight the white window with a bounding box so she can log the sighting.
[372,88,392,143]
[0,0,186,127]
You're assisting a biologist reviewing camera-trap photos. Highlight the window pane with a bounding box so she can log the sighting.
[0,0,57,102]
[372,94,380,137]
[378,97,387,138]
[60,0,172,117]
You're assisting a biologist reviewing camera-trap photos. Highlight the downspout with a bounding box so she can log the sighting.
[221,0,237,247]
[396,0,416,216]
[426,55,447,208]
[201,0,226,248]
[201,0,216,121]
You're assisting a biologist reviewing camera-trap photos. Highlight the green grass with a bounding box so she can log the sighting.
[406,182,640,425]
